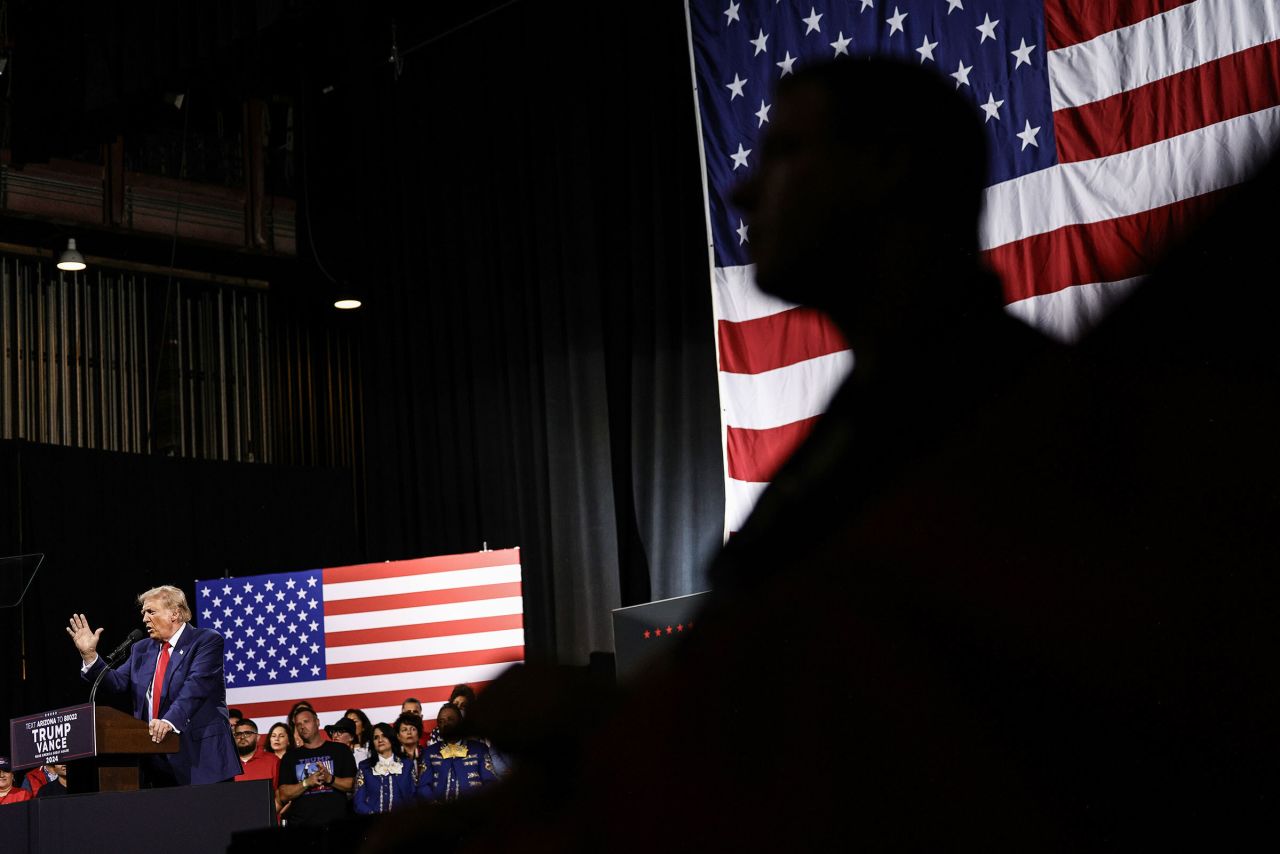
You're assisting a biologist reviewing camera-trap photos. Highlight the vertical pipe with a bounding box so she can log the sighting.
[16,262,25,440]
[130,275,140,453]
[49,271,58,444]
[115,272,125,453]
[37,265,46,443]
[43,266,50,443]
[142,276,151,454]
[177,282,186,457]
[51,270,60,444]
[283,321,294,465]
[251,292,258,464]
[106,274,116,450]
[117,273,125,451]
[48,270,57,444]
[1,259,8,439]
[199,291,208,458]
[24,264,33,441]
[259,292,269,464]
[98,269,108,450]
[99,272,107,450]
[85,272,95,450]
[60,272,69,445]
[91,270,101,450]
[192,291,201,458]
[119,273,129,452]
[230,291,240,460]
[119,274,129,452]
[219,291,227,460]
[72,269,81,448]
[243,293,253,461]
[31,266,39,443]
[207,291,216,459]
[1,258,9,440]
[202,290,209,459]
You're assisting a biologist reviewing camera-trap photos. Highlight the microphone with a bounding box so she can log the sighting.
[105,629,146,662]
[90,628,146,705]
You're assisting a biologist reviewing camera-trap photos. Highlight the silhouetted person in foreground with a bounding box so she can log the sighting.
[711,58,1055,603]
[365,59,1280,852]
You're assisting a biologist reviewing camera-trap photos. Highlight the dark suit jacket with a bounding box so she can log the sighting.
[83,623,241,785]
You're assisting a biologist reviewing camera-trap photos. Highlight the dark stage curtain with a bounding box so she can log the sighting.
[301,0,726,662]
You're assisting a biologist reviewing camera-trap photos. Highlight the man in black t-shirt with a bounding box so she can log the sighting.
[277,709,356,826]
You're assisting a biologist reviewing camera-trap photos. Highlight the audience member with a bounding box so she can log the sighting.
[286,702,312,746]
[276,709,356,827]
[416,703,497,802]
[266,722,293,761]
[34,764,67,797]
[21,764,56,795]
[400,697,423,718]
[326,717,358,752]
[394,711,427,786]
[0,758,33,805]
[425,685,476,746]
[233,718,280,787]
[228,708,243,730]
[353,723,416,815]
[345,708,373,764]
[449,684,475,715]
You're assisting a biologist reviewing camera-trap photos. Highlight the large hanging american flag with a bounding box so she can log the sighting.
[686,0,1280,534]
[194,549,524,726]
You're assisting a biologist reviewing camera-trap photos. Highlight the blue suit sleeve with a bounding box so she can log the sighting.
[81,654,133,695]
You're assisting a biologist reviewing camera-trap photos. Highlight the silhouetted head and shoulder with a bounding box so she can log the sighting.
[731,58,1004,376]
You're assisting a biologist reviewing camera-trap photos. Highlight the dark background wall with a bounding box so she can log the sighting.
[0,0,726,743]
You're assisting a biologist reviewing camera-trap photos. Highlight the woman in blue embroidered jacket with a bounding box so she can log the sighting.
[353,723,416,815]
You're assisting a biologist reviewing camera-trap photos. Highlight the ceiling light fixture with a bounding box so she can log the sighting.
[56,238,86,271]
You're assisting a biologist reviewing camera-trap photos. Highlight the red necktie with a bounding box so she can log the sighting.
[151,643,171,720]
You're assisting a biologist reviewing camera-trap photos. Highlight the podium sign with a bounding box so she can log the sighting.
[9,702,96,769]
[611,591,709,682]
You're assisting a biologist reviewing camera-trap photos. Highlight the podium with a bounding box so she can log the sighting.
[79,705,179,792]
[5,705,273,854]
[9,703,178,793]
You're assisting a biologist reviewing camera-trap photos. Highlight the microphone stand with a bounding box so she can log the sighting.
[88,649,126,705]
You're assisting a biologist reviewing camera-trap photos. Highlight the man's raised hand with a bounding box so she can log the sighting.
[67,613,103,662]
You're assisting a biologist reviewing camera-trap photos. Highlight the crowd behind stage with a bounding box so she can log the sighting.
[0,684,510,825]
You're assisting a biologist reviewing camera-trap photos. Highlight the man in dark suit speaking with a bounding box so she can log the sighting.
[67,585,241,786]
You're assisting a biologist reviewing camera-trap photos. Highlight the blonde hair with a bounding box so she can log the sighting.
[137,585,192,622]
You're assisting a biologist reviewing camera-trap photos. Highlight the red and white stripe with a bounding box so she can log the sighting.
[713,0,1280,533]
[228,549,524,727]
[988,0,1280,336]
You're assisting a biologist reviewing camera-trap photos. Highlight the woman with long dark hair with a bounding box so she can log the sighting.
[345,708,374,764]
[266,722,293,761]
[353,723,415,815]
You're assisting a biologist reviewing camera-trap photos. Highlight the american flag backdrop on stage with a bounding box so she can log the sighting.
[686,0,1280,534]
[194,549,524,726]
